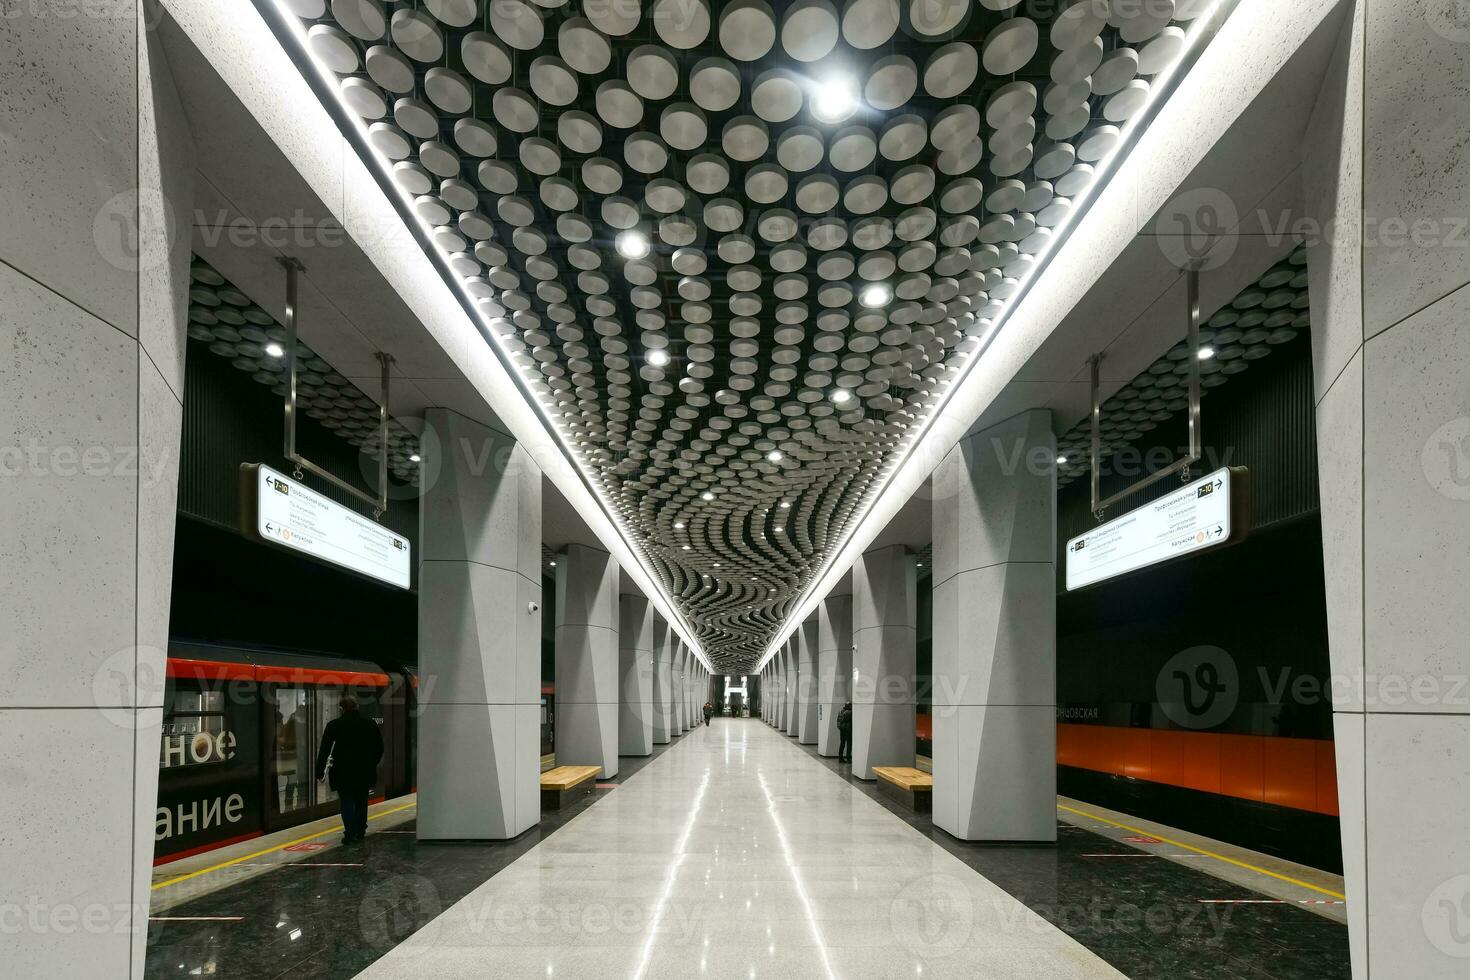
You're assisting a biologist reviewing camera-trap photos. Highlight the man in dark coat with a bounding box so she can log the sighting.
[316,696,383,844]
[836,701,853,764]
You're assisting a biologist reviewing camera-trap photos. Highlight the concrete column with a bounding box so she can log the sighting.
[931,409,1056,842]
[851,544,916,780]
[768,661,776,725]
[817,595,854,757]
[618,593,654,757]
[1,12,193,975]
[554,544,619,778]
[671,642,686,735]
[652,620,673,744]
[418,410,543,839]
[1302,6,1470,975]
[797,618,819,744]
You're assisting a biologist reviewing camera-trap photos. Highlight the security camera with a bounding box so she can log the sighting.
[528,601,540,615]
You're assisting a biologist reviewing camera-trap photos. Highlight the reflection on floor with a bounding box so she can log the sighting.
[795,740,1351,980]
[143,737,679,979]
[146,720,1350,979]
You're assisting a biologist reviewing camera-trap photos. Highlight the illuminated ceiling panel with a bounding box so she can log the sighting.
[269,0,1220,670]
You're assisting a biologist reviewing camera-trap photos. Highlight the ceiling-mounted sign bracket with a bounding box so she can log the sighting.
[277,256,392,521]
[1089,267,1204,521]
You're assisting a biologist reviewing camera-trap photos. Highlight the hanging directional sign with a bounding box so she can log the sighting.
[240,463,411,589]
[1065,467,1251,591]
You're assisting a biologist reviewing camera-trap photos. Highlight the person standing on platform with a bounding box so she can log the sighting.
[836,701,853,764]
[316,696,383,844]
[703,701,714,725]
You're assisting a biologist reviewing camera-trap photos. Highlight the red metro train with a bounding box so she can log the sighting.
[153,642,417,864]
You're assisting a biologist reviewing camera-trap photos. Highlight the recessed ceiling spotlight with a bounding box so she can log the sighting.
[1197,346,1216,360]
[812,74,858,122]
[859,284,891,308]
[264,342,285,358]
[1056,455,1068,465]
[674,521,686,529]
[409,453,422,463]
[701,491,715,501]
[774,526,784,533]
[830,388,855,405]
[779,501,791,509]
[616,229,651,259]
[549,560,557,567]
[767,450,783,462]
[647,348,671,367]
[682,545,691,551]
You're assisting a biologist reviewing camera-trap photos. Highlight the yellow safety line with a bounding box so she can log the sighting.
[152,802,417,890]
[1056,803,1347,901]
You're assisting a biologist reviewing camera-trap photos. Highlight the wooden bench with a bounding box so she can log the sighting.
[539,765,601,810]
[872,766,933,813]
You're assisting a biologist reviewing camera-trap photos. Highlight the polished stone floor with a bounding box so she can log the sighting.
[354,720,1122,979]
[146,719,1351,979]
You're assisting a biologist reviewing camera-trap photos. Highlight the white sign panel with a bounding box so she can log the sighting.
[252,464,411,588]
[1066,467,1235,591]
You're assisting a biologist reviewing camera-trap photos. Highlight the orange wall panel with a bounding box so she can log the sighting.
[1218,734,1265,802]
[1263,736,1317,811]
[1056,724,1337,816]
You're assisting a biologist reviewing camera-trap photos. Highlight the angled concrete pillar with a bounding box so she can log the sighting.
[554,544,619,778]
[652,620,673,744]
[671,642,687,735]
[1,13,193,975]
[797,618,819,744]
[931,409,1056,842]
[817,595,854,757]
[419,410,542,840]
[775,660,781,726]
[851,545,916,779]
[1302,5,1470,975]
[618,593,654,757]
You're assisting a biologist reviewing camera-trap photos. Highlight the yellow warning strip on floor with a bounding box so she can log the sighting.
[1057,803,1347,901]
[152,802,417,891]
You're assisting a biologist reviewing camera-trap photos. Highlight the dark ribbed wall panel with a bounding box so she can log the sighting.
[179,337,417,547]
[1057,337,1320,553]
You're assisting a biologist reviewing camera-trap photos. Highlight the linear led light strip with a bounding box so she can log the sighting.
[257,0,718,670]
[754,0,1238,673]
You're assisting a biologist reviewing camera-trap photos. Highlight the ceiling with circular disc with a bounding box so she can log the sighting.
[277,0,1219,671]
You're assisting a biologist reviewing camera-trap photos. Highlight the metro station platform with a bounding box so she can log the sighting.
[147,721,1349,980]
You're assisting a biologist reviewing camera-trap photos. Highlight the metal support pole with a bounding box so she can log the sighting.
[276,255,391,519]
[1089,267,1204,517]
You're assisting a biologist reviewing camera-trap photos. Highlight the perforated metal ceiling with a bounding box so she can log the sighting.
[279,0,1216,670]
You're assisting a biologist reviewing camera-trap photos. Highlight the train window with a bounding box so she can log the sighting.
[272,686,386,816]
[161,681,234,769]
[272,687,314,814]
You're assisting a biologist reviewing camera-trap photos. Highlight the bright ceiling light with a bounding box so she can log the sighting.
[701,491,715,501]
[812,75,858,122]
[409,453,422,463]
[1198,346,1216,360]
[264,342,285,358]
[647,348,671,367]
[830,388,854,405]
[767,450,783,462]
[616,229,651,259]
[779,501,791,509]
[682,545,691,550]
[1056,455,1068,465]
[674,521,686,529]
[859,284,891,308]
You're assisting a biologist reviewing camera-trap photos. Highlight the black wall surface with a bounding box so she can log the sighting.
[1053,337,1339,869]
[170,338,419,666]
[1056,338,1330,738]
